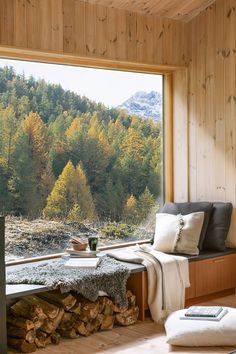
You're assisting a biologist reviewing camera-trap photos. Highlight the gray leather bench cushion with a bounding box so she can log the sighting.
[169,248,236,262]
[202,202,233,251]
[161,202,213,250]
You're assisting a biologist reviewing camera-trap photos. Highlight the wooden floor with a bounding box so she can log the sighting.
[8,294,236,354]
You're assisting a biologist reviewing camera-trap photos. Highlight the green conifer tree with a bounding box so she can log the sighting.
[137,187,156,222]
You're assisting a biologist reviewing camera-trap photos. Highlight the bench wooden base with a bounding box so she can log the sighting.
[127,253,236,321]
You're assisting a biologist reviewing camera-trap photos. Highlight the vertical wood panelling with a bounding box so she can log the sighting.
[74,0,86,55]
[63,0,76,53]
[0,0,14,46]
[204,4,216,201]
[126,11,137,62]
[96,5,108,57]
[214,0,226,202]
[14,0,27,48]
[173,69,188,202]
[0,0,187,66]
[51,0,63,52]
[188,0,236,246]
[188,17,198,201]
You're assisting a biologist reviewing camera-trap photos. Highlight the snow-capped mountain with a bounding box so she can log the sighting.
[118,91,162,122]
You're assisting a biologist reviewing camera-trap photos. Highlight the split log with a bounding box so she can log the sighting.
[127,290,136,308]
[35,337,46,349]
[45,335,52,346]
[69,302,81,315]
[58,312,76,331]
[23,295,60,319]
[38,291,77,310]
[51,332,61,345]
[10,299,47,322]
[33,319,45,330]
[57,328,77,339]
[35,329,47,348]
[91,313,104,331]
[113,291,136,313]
[113,304,127,313]
[7,326,36,343]
[7,316,35,331]
[36,329,47,340]
[40,308,64,334]
[103,298,114,316]
[78,300,100,322]
[35,330,52,348]
[115,306,139,326]
[73,320,94,337]
[100,315,114,330]
[98,297,107,313]
[7,337,37,353]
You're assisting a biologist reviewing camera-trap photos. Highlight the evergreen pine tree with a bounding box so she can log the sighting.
[137,187,156,221]
[11,112,54,216]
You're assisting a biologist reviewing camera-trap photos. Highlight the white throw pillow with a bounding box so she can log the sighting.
[152,212,204,255]
[165,307,236,346]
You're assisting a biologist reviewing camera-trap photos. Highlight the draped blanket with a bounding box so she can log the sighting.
[6,256,130,307]
[107,245,190,323]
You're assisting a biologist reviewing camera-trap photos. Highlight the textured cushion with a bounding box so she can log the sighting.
[165,307,236,346]
[153,212,204,255]
[203,202,233,251]
[161,202,213,250]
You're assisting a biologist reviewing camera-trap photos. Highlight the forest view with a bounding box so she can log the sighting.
[0,63,163,260]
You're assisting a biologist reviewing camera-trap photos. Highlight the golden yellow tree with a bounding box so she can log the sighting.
[75,163,97,221]
[44,161,97,221]
[123,194,139,224]
[43,160,77,218]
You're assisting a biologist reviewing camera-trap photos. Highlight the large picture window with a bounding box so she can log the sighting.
[0,59,164,261]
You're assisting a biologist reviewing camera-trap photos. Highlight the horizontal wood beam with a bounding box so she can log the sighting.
[0,45,187,74]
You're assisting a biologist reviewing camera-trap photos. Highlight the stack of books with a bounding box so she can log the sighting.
[180,306,228,321]
[64,257,100,269]
[66,248,99,258]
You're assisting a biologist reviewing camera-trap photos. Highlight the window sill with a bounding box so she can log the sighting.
[5,239,152,267]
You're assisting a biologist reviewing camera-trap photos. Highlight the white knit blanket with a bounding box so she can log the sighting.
[107,244,190,323]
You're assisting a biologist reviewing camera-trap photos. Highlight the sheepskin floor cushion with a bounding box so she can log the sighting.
[165,307,236,346]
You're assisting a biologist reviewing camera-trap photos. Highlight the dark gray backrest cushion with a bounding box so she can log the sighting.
[161,202,213,250]
[202,202,233,251]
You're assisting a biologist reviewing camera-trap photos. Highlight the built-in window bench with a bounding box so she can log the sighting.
[128,248,236,320]
[6,248,236,322]
[6,259,146,303]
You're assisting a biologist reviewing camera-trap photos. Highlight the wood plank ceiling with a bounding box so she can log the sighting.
[84,0,216,22]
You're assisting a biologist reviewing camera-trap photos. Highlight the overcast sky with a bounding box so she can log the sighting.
[0,58,163,107]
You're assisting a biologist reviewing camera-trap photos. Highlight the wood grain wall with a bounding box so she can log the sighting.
[4,0,236,246]
[187,0,236,246]
[0,0,187,67]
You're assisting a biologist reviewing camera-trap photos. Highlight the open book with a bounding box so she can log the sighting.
[64,257,100,269]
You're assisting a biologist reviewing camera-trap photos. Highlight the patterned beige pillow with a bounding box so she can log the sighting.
[152,212,204,255]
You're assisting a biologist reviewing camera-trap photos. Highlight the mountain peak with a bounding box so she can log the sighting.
[118,90,162,122]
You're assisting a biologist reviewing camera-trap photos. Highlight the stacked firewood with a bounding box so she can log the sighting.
[7,290,139,353]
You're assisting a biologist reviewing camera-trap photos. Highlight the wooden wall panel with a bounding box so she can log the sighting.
[0,0,187,67]
[187,0,236,246]
[173,69,188,202]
